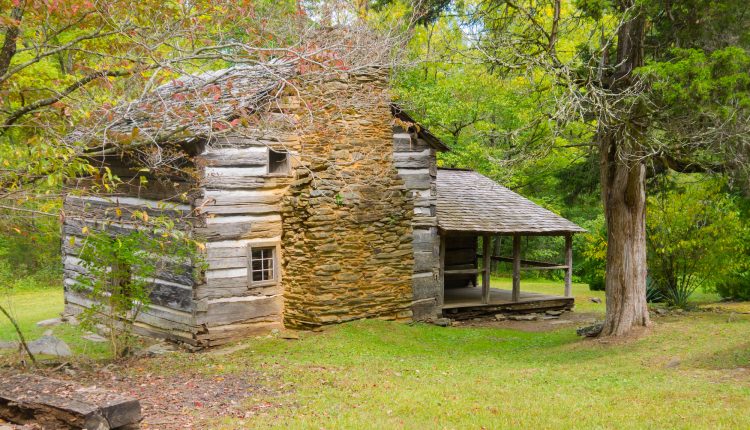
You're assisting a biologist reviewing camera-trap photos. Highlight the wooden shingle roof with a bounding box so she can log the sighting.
[68,62,297,147]
[436,168,586,235]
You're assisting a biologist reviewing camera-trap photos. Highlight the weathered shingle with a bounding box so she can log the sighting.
[69,62,296,146]
[437,168,585,234]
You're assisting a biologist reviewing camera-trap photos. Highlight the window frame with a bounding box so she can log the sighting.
[246,242,281,287]
[267,148,290,176]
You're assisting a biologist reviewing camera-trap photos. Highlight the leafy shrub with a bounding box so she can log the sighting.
[647,176,746,308]
[579,215,607,291]
[587,275,605,291]
[646,276,663,303]
[716,270,750,301]
[74,214,197,358]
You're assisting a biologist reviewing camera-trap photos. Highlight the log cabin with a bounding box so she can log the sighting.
[62,63,585,347]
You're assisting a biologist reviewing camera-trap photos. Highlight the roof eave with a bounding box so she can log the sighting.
[390,104,450,152]
[438,226,587,236]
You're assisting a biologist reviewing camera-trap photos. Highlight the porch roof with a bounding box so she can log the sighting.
[436,168,586,235]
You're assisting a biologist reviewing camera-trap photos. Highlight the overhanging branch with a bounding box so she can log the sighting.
[1,69,133,134]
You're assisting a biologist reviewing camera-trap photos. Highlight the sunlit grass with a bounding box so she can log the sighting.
[491,275,606,313]
[201,312,750,429]
[3,277,749,429]
[0,280,109,359]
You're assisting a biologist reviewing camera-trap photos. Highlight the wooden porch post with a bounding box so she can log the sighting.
[438,233,446,308]
[564,233,573,298]
[482,234,491,304]
[512,234,521,302]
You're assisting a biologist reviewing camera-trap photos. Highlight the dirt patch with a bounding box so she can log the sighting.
[450,311,602,332]
[0,358,284,430]
[586,324,653,345]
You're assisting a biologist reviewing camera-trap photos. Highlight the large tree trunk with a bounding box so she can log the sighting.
[599,135,651,336]
[597,0,651,336]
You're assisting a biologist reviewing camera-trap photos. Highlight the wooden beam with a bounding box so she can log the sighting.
[488,256,566,268]
[438,233,446,308]
[512,234,521,302]
[0,374,142,429]
[444,269,480,275]
[519,265,569,271]
[482,235,491,304]
[565,233,573,297]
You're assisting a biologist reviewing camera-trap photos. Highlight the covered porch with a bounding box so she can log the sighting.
[436,169,585,316]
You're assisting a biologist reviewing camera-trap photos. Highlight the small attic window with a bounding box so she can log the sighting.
[268,149,289,175]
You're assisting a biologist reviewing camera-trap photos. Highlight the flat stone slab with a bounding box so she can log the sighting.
[0,341,18,351]
[507,314,538,321]
[82,333,108,343]
[36,318,63,327]
[548,319,574,325]
[27,335,72,357]
[0,374,141,429]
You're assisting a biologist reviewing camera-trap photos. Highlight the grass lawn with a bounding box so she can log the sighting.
[0,284,109,358]
[0,286,63,341]
[491,275,607,313]
[2,278,749,429]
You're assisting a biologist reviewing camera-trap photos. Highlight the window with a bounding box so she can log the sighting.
[268,149,289,175]
[247,245,278,286]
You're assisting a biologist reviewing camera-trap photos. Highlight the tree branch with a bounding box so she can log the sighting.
[0,25,121,86]
[0,302,37,366]
[1,69,133,133]
[0,5,24,78]
[548,0,561,54]
[658,153,726,174]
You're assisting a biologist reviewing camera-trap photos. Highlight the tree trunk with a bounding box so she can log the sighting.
[599,135,651,336]
[598,0,651,336]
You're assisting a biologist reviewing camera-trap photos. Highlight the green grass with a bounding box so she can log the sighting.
[491,275,607,313]
[0,277,110,359]
[3,277,750,428]
[0,286,62,341]
[199,310,750,429]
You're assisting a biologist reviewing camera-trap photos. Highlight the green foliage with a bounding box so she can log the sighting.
[640,47,750,112]
[574,0,611,20]
[647,176,747,308]
[645,276,664,303]
[579,215,607,291]
[715,270,750,301]
[636,46,750,178]
[0,230,60,288]
[73,217,196,358]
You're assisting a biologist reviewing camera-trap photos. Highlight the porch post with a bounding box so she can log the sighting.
[564,233,573,298]
[512,234,521,302]
[482,234,491,304]
[438,233,446,308]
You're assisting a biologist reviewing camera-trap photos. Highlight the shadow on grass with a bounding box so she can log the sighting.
[688,341,750,370]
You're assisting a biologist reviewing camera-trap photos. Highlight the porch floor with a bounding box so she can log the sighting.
[442,287,574,315]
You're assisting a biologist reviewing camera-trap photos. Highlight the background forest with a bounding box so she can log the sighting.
[0,0,749,315]
[387,0,750,308]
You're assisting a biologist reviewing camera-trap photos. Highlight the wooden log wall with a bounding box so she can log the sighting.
[191,133,298,346]
[393,128,442,320]
[61,193,201,345]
